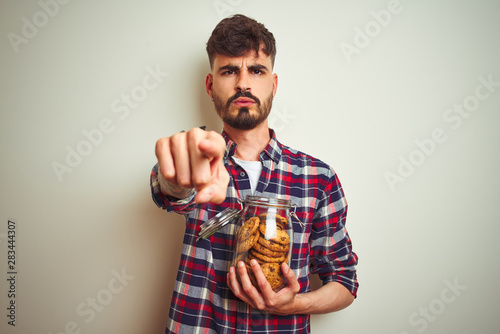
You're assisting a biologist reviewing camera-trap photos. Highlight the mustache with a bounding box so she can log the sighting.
[226,90,260,108]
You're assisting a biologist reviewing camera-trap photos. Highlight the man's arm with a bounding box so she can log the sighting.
[292,280,354,314]
[227,167,358,315]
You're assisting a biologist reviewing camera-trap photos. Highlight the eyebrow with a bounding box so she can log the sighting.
[218,65,239,73]
[248,64,269,72]
[218,64,270,73]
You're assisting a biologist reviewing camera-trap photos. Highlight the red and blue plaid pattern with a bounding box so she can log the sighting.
[150,130,358,333]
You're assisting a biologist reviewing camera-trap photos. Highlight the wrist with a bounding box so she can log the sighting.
[292,292,312,314]
[157,167,195,199]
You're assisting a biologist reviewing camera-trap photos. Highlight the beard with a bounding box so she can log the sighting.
[213,90,273,130]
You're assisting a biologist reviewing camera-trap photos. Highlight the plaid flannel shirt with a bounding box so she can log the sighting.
[150,130,358,334]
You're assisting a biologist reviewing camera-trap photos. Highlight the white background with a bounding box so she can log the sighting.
[1,0,500,333]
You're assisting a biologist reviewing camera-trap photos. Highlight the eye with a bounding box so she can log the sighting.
[253,69,264,75]
[222,70,235,75]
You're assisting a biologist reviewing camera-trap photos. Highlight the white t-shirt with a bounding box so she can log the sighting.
[232,157,262,194]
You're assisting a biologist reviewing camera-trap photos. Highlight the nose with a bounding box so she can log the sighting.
[236,71,251,94]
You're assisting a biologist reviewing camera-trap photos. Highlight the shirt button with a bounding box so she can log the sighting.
[239,171,246,177]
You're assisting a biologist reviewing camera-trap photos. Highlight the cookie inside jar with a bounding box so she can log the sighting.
[231,196,293,292]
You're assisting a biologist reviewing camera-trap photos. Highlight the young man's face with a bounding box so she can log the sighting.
[206,50,278,130]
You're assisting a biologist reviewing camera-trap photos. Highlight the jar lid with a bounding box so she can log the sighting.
[244,195,292,208]
[197,207,240,241]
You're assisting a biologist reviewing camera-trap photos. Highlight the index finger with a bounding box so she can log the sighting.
[249,260,276,297]
[237,261,265,307]
[198,131,226,159]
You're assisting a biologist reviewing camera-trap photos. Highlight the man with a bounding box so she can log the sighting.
[150,14,358,333]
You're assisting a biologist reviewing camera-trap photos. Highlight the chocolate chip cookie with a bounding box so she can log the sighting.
[261,263,284,290]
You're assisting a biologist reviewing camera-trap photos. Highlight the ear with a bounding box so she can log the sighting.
[206,73,214,99]
[272,73,278,98]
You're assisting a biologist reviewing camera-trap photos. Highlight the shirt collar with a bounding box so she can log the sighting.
[222,129,282,164]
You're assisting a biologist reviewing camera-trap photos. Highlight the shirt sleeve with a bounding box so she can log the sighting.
[309,170,359,297]
[150,163,196,215]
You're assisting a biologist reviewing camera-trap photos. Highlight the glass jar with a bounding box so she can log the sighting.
[231,196,293,292]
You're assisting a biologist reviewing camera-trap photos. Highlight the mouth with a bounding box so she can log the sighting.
[233,97,256,107]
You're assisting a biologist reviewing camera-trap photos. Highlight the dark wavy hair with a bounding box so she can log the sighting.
[206,14,276,69]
